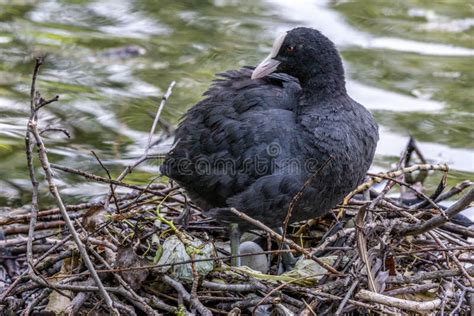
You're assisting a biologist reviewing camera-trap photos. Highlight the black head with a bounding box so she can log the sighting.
[252,28,345,90]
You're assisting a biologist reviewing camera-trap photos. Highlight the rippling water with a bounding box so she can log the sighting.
[0,0,472,207]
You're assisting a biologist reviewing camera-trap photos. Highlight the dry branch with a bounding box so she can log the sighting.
[103,81,176,209]
[397,189,474,236]
[24,57,118,315]
[356,289,442,312]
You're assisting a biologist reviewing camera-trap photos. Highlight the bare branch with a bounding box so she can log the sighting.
[24,58,119,315]
[396,189,474,236]
[356,289,441,312]
[36,95,59,111]
[104,81,176,209]
[39,127,70,138]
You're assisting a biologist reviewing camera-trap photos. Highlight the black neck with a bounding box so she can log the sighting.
[299,54,347,102]
[301,77,346,103]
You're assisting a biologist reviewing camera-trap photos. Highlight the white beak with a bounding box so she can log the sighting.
[251,33,287,80]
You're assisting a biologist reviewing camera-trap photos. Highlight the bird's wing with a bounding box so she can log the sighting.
[160,68,302,209]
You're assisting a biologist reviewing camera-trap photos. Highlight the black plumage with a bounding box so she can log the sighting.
[161,27,379,232]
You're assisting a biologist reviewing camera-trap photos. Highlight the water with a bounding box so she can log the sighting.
[0,0,472,208]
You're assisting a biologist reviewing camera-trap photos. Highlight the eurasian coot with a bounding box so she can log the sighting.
[161,27,379,258]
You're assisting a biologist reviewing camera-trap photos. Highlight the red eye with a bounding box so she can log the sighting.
[286,46,294,53]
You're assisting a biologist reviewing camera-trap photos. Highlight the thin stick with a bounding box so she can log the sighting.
[310,228,356,256]
[355,204,377,292]
[356,289,441,312]
[435,180,472,202]
[428,230,474,285]
[397,189,474,236]
[25,57,43,277]
[367,172,445,214]
[35,95,59,111]
[89,247,158,316]
[104,81,176,209]
[383,283,438,296]
[91,151,120,212]
[334,279,358,315]
[344,163,448,204]
[310,291,382,313]
[252,272,328,314]
[388,265,474,284]
[25,58,118,315]
[51,163,162,195]
[162,275,212,316]
[39,127,70,138]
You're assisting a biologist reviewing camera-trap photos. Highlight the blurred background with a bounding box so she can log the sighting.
[0,0,473,207]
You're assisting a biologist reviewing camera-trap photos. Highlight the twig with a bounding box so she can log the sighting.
[344,164,448,204]
[366,139,412,212]
[104,81,176,209]
[409,170,447,210]
[91,151,120,212]
[190,253,200,308]
[64,279,94,315]
[449,287,467,316]
[50,164,163,195]
[24,58,118,315]
[0,234,73,301]
[428,230,474,284]
[0,189,163,226]
[25,57,42,279]
[388,265,474,284]
[112,296,137,316]
[202,281,264,292]
[334,279,358,315]
[383,283,438,296]
[22,288,52,316]
[36,95,59,111]
[162,275,212,316]
[355,204,377,292]
[309,291,382,313]
[88,247,158,316]
[356,289,442,312]
[435,180,472,202]
[39,127,70,138]
[143,292,180,314]
[4,220,66,235]
[441,222,474,238]
[396,189,474,236]
[367,172,445,214]
[202,281,263,292]
[25,130,39,274]
[310,228,356,256]
[252,273,328,314]
[24,59,72,302]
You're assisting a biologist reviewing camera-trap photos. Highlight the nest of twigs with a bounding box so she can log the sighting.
[0,58,473,315]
